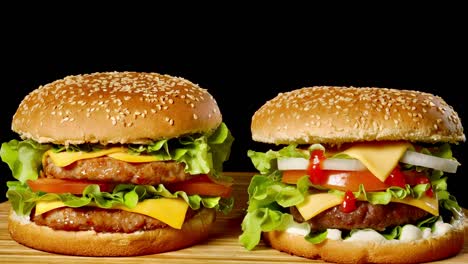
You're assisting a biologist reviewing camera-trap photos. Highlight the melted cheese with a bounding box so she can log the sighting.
[296,192,438,221]
[34,198,189,229]
[391,194,438,216]
[341,142,411,182]
[46,147,125,167]
[296,193,343,220]
[45,147,160,167]
[107,152,160,163]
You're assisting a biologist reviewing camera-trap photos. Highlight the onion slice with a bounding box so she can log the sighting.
[400,150,460,173]
[277,158,366,171]
[278,151,460,173]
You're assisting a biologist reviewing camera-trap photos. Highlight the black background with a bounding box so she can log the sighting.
[1,12,466,207]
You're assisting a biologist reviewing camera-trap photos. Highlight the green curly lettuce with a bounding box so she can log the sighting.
[1,123,235,216]
[6,181,233,216]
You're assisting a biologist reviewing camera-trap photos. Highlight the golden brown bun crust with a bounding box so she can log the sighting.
[252,86,465,144]
[12,72,222,145]
[262,218,465,264]
[8,208,215,256]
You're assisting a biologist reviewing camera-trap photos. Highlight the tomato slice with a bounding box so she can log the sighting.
[282,170,309,184]
[27,178,116,194]
[167,175,232,198]
[282,170,390,192]
[183,174,213,183]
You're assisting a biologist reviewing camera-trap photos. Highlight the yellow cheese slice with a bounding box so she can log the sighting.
[34,198,189,229]
[390,195,438,216]
[341,142,411,182]
[35,200,67,215]
[296,192,438,221]
[114,198,188,229]
[107,152,161,163]
[296,193,343,220]
[46,147,125,167]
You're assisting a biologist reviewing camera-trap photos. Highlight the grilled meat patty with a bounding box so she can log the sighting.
[290,201,429,231]
[33,207,196,233]
[43,156,193,185]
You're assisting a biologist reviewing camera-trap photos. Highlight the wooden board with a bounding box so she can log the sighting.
[0,172,467,263]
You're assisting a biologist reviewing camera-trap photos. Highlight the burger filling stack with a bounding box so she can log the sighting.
[240,86,465,263]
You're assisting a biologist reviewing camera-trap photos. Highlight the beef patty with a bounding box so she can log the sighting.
[291,201,429,231]
[32,207,196,233]
[43,156,193,185]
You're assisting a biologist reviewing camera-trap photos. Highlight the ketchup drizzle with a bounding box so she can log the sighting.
[384,165,406,188]
[307,149,326,184]
[341,190,357,213]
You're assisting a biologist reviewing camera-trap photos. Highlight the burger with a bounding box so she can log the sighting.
[0,71,234,256]
[239,86,465,263]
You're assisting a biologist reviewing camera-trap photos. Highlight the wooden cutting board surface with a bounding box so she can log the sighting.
[0,172,467,263]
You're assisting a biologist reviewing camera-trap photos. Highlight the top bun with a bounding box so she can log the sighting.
[251,86,465,145]
[12,72,222,145]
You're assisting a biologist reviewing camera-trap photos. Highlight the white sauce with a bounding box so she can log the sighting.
[10,210,31,225]
[284,221,310,236]
[284,218,456,243]
[326,229,342,240]
[399,224,422,242]
[422,227,431,239]
[345,229,387,242]
[433,220,452,237]
[285,225,309,236]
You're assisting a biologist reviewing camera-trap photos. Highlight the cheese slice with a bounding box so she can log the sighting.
[45,147,161,167]
[114,198,189,229]
[35,200,67,215]
[341,142,411,182]
[34,198,189,229]
[296,193,343,220]
[391,195,438,216]
[107,152,161,163]
[296,192,438,221]
[46,147,125,167]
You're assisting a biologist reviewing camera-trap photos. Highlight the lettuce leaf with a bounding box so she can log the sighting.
[239,208,293,250]
[0,139,51,183]
[1,123,235,217]
[7,181,234,216]
[239,171,309,249]
[1,123,234,184]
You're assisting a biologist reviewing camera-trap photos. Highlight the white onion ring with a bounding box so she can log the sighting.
[277,151,459,173]
[277,158,366,171]
[400,150,460,173]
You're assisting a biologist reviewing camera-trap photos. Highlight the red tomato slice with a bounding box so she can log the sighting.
[282,170,390,192]
[27,178,115,194]
[282,170,309,184]
[183,174,213,183]
[167,181,232,198]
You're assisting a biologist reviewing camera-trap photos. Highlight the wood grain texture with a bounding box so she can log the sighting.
[0,172,466,263]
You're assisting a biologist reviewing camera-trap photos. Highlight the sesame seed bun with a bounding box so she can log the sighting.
[262,216,465,264]
[251,86,465,145]
[12,71,222,145]
[8,208,216,256]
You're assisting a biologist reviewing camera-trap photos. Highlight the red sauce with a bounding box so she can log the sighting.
[307,150,326,184]
[415,176,434,197]
[384,165,406,188]
[341,190,357,213]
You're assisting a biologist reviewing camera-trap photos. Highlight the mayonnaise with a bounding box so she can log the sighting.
[284,218,456,243]
[345,229,387,242]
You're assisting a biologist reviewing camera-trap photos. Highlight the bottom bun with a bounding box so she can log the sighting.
[9,207,216,256]
[263,217,465,264]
